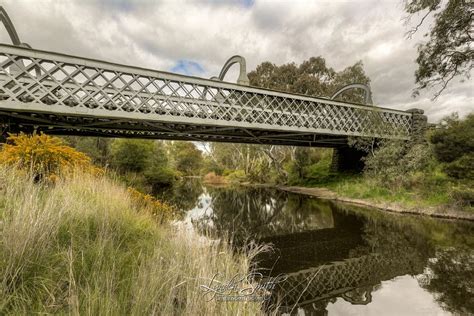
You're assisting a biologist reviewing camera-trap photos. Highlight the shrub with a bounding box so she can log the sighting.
[442,153,474,180]
[143,142,176,189]
[0,133,102,180]
[450,185,474,207]
[226,169,246,182]
[168,141,203,176]
[127,187,177,223]
[110,139,154,172]
[363,140,434,188]
[203,172,228,184]
[430,113,474,179]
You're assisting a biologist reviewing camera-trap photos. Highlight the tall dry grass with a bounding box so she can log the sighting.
[0,166,264,315]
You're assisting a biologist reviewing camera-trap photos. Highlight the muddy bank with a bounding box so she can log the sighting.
[275,185,474,221]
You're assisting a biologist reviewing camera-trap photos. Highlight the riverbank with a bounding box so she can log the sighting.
[276,185,474,221]
[0,166,264,315]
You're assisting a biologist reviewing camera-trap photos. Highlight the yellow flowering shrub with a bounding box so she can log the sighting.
[127,187,177,223]
[0,133,103,180]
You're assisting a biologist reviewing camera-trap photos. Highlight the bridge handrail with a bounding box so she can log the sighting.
[0,43,411,116]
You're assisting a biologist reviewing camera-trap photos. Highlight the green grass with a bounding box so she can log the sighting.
[320,172,465,209]
[0,166,264,315]
[285,159,470,210]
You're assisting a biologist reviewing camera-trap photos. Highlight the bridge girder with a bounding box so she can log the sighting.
[0,44,415,146]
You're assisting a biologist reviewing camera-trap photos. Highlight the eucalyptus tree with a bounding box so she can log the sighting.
[404,0,473,98]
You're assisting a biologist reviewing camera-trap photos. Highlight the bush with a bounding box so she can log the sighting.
[127,187,177,223]
[442,153,474,180]
[0,133,101,180]
[168,141,203,176]
[363,140,434,188]
[450,185,474,207]
[143,142,176,189]
[430,113,474,179]
[110,139,154,172]
[226,169,246,182]
[203,172,228,184]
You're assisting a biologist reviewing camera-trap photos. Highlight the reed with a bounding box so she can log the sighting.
[0,166,264,315]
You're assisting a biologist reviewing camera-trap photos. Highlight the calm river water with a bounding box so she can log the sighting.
[158,180,473,315]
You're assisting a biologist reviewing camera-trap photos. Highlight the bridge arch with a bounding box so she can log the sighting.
[214,55,250,86]
[0,6,31,48]
[331,83,373,105]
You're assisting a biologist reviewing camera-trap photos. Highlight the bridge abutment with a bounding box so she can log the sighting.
[330,109,427,174]
[407,108,428,144]
[330,146,366,173]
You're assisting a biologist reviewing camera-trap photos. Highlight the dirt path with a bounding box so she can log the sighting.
[276,185,474,221]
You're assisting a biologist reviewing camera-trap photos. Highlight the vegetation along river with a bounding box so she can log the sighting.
[158,179,473,315]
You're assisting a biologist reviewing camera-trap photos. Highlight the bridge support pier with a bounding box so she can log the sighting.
[330,146,366,173]
[407,108,428,144]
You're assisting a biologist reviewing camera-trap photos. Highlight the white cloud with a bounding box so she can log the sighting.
[1,0,472,122]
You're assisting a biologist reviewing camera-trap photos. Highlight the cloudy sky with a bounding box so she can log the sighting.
[1,0,471,122]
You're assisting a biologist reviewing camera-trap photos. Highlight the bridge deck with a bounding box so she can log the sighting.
[0,44,413,146]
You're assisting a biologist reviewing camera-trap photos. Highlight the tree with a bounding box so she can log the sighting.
[248,57,371,104]
[110,139,154,172]
[207,57,372,183]
[63,136,112,166]
[404,0,473,98]
[430,113,474,179]
[247,57,372,183]
[144,141,176,188]
[168,141,203,176]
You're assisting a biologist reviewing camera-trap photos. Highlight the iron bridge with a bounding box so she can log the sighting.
[0,44,415,147]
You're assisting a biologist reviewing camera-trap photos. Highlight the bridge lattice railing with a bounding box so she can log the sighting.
[269,252,423,309]
[0,44,412,139]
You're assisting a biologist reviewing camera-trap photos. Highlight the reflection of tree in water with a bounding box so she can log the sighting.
[193,186,286,242]
[193,186,335,243]
[170,183,473,315]
[418,247,474,314]
[154,179,203,214]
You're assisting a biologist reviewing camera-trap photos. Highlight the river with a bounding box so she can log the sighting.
[157,180,474,315]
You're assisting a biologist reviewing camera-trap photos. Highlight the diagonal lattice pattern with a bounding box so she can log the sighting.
[0,44,413,140]
[270,253,421,309]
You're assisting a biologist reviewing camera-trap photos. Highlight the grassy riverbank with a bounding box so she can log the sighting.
[0,166,263,315]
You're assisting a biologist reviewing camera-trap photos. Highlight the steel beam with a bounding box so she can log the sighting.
[0,44,414,145]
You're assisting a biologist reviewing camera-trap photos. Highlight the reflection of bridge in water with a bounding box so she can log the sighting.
[253,207,430,313]
[188,186,434,313]
[269,252,425,312]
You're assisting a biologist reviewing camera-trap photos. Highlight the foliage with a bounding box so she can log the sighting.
[450,184,474,207]
[248,57,371,104]
[127,187,177,223]
[404,0,473,98]
[225,169,247,182]
[363,140,435,188]
[63,136,112,166]
[110,139,176,189]
[201,56,372,185]
[0,165,263,315]
[143,142,176,189]
[168,141,203,175]
[203,172,228,184]
[110,139,154,172]
[287,148,333,185]
[430,113,474,179]
[0,133,102,180]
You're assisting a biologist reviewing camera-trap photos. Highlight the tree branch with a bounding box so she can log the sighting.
[406,9,433,39]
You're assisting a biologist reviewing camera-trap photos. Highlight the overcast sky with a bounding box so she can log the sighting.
[1,0,472,122]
